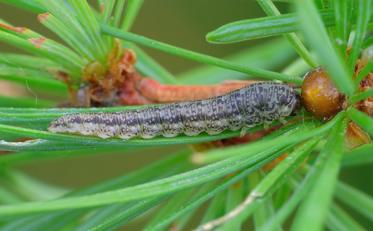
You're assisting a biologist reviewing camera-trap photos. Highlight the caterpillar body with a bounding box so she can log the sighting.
[48,82,299,139]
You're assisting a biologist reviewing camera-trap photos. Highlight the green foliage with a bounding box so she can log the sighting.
[292,116,347,230]
[257,0,318,68]
[0,0,372,230]
[206,9,335,43]
[296,0,355,96]
[101,24,302,84]
[348,108,373,137]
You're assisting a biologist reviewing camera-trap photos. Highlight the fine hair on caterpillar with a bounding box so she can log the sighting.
[48,82,299,139]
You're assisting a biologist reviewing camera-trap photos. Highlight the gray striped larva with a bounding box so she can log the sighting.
[48,82,299,139]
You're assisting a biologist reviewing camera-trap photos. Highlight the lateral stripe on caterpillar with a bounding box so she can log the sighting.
[48,82,299,139]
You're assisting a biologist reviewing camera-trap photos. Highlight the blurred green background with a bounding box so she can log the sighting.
[0,0,273,188]
[0,0,372,229]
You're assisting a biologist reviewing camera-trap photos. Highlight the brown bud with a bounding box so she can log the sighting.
[345,122,371,149]
[356,73,373,116]
[301,68,344,120]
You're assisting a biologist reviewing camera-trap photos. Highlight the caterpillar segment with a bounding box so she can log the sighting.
[49,82,299,139]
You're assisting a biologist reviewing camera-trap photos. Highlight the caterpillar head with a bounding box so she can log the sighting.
[254,83,299,123]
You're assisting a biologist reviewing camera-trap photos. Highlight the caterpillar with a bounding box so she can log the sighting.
[48,82,299,139]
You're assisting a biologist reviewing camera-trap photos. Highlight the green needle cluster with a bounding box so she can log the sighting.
[0,0,372,230]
